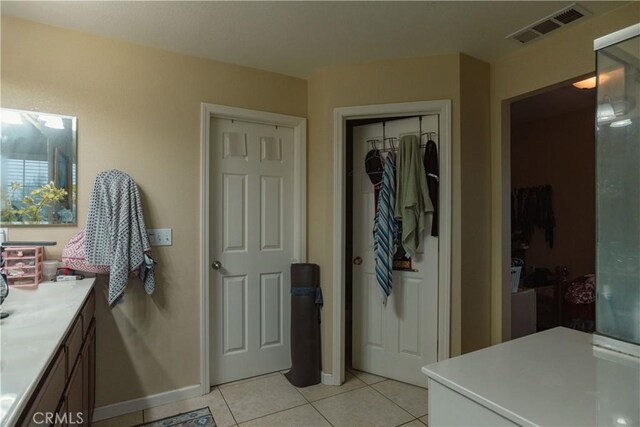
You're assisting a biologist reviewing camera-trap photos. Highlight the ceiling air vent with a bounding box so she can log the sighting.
[513,30,541,44]
[532,20,561,35]
[553,8,585,25]
[506,3,592,44]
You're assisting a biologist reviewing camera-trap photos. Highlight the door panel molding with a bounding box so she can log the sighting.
[222,275,248,354]
[332,100,452,386]
[222,173,248,252]
[260,176,283,251]
[260,272,283,348]
[200,103,307,395]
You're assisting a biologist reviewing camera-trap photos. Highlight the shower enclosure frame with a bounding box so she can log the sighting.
[593,23,640,357]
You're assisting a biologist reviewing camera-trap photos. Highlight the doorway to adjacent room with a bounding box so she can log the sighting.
[507,77,597,339]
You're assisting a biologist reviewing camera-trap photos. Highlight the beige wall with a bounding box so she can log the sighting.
[9,0,627,403]
[2,18,496,393]
[307,54,461,372]
[459,55,492,354]
[511,107,596,280]
[489,2,640,343]
[307,53,493,372]
[1,16,307,406]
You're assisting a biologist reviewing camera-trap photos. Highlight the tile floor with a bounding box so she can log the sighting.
[94,369,428,427]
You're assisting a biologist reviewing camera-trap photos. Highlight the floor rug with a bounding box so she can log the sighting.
[138,407,216,427]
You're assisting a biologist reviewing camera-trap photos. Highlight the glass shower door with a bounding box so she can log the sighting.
[595,26,640,346]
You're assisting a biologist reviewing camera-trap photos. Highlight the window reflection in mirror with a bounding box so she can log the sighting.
[0,109,77,225]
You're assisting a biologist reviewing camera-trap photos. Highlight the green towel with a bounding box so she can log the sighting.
[394,135,433,257]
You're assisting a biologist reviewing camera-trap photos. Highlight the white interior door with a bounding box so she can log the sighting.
[210,117,293,385]
[352,116,439,387]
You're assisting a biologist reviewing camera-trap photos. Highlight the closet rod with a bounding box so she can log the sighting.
[360,112,440,129]
[376,113,440,124]
[366,114,440,151]
[366,131,439,149]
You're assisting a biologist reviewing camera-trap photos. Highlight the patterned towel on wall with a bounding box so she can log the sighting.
[85,169,155,305]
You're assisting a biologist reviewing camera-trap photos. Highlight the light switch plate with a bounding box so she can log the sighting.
[147,228,172,246]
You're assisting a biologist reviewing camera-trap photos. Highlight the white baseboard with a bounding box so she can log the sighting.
[92,384,202,422]
[321,371,338,385]
[95,372,336,421]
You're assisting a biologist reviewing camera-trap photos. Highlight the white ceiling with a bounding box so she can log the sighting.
[0,1,629,78]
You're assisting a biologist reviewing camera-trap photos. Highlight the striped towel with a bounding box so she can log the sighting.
[374,152,398,302]
[85,170,155,305]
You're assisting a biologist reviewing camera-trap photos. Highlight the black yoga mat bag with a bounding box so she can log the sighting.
[285,263,323,387]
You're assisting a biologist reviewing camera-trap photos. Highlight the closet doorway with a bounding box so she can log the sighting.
[350,116,439,386]
[332,101,452,388]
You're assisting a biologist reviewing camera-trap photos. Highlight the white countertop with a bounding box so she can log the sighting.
[0,279,95,427]
[422,327,640,427]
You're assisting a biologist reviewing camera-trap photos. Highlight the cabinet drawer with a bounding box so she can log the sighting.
[21,349,66,426]
[66,317,83,376]
[53,398,66,427]
[65,356,84,426]
[81,290,95,336]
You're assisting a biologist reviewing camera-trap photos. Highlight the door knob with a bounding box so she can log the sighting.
[353,256,363,265]
[212,260,223,270]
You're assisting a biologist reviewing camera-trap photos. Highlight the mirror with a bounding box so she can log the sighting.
[1,108,77,225]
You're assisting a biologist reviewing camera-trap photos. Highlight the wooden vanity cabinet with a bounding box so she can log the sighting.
[81,320,96,424]
[19,289,96,427]
[65,357,83,425]
[19,349,67,427]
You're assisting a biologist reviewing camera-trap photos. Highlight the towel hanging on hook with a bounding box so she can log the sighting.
[423,139,440,237]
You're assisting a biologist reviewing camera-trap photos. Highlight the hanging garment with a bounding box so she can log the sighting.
[394,135,433,257]
[539,185,556,248]
[374,152,397,302]
[511,185,555,248]
[423,139,440,237]
[365,149,384,186]
[85,169,155,305]
[365,148,384,210]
